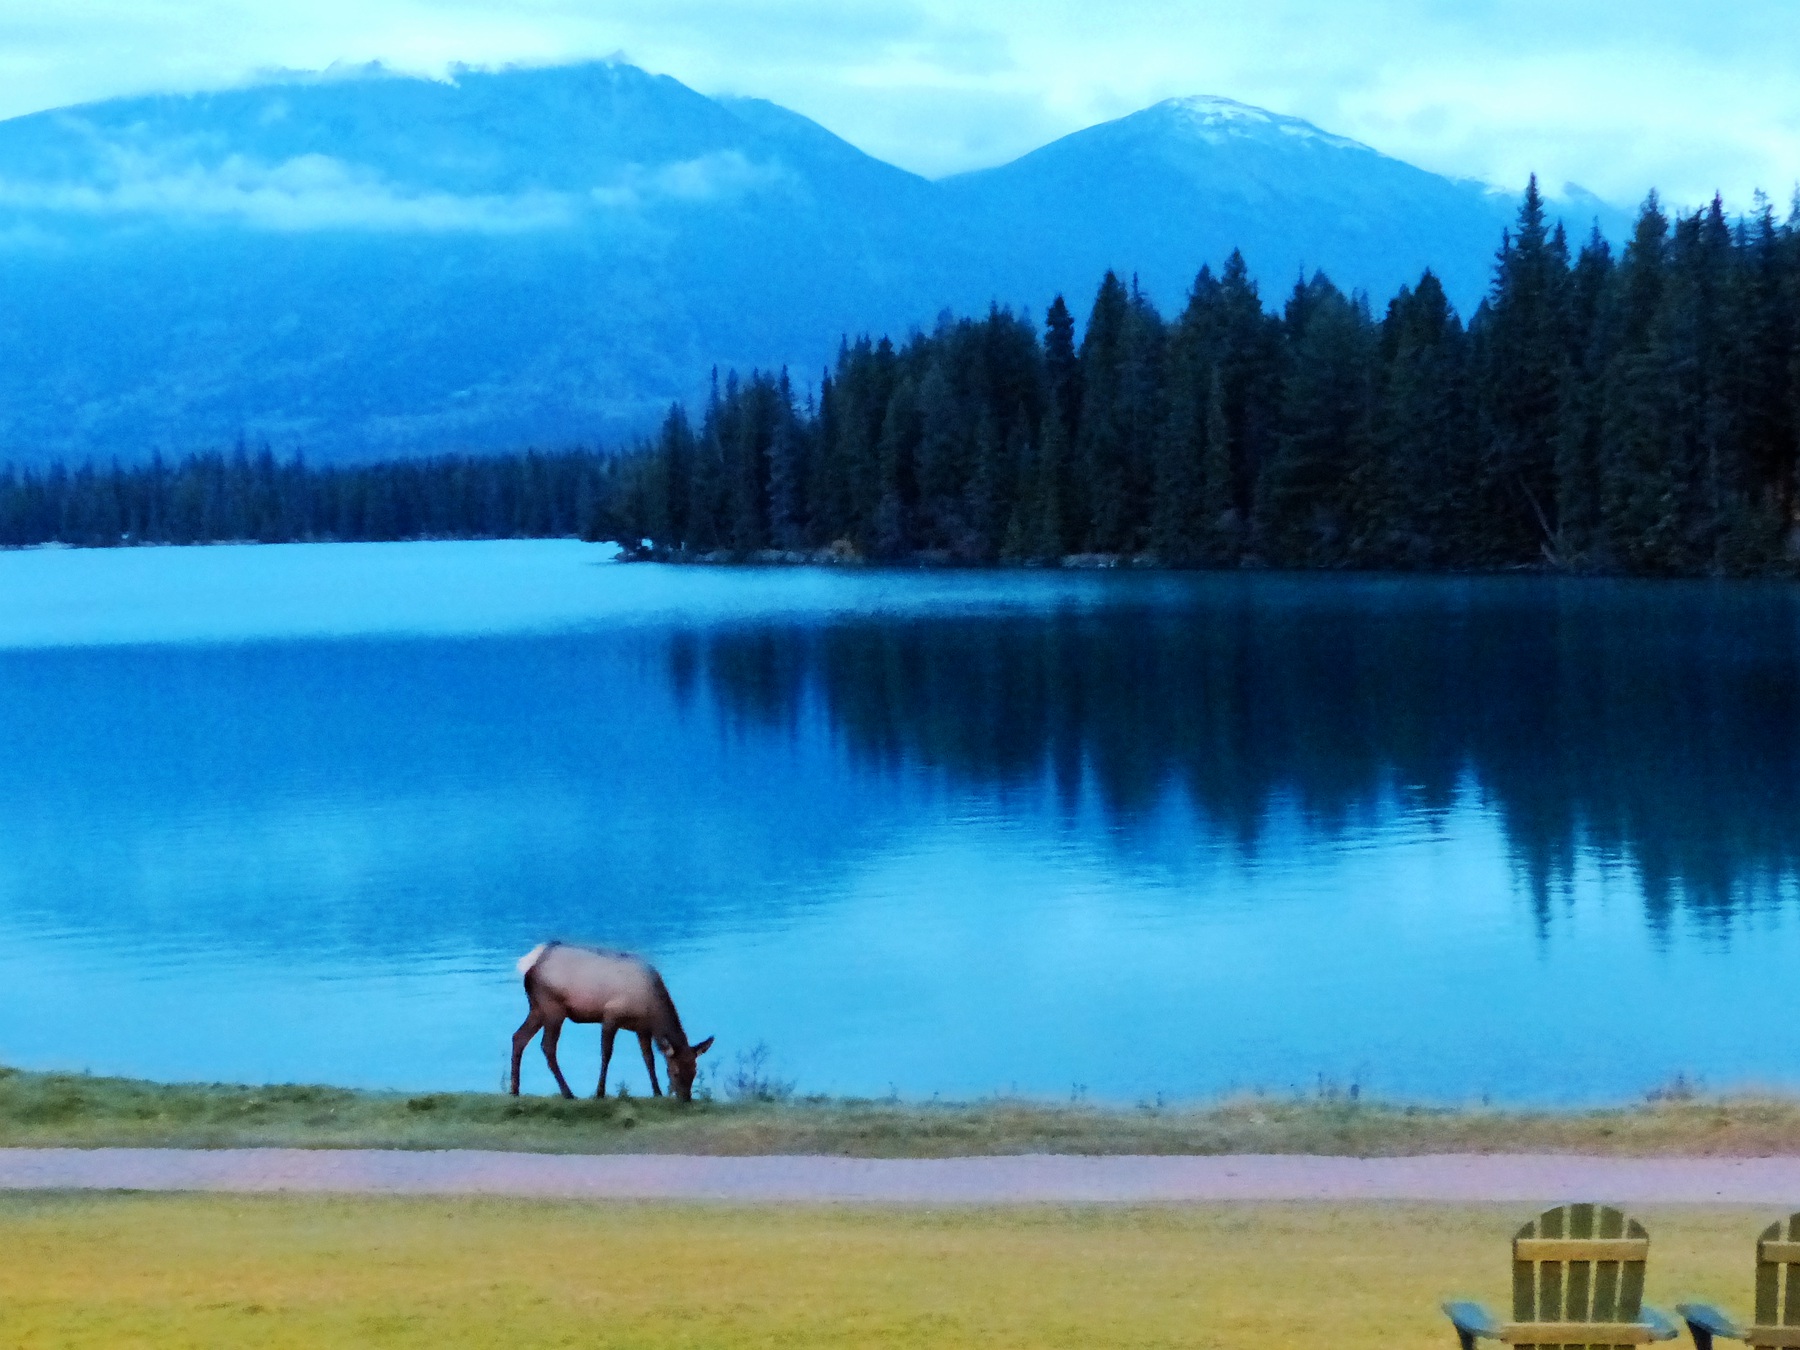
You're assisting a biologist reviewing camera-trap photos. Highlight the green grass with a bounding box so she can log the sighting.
[0,1193,1774,1348]
[6,1065,1800,1155]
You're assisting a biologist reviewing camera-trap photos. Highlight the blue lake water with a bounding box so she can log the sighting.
[1,540,1798,1104]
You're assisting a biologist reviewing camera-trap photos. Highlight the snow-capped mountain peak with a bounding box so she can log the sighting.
[1137,95,1372,153]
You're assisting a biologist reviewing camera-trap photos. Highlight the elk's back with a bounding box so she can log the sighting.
[529,944,664,1024]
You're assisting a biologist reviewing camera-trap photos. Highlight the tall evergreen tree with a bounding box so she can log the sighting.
[1553,228,1614,560]
[1257,274,1377,565]
[1475,175,1572,562]
[1366,271,1471,566]
[1043,295,1082,443]
[1600,194,1675,569]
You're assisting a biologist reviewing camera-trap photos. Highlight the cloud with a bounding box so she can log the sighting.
[0,1,1796,208]
[642,150,792,204]
[586,151,789,209]
[0,221,63,251]
[0,129,793,233]
[0,143,578,232]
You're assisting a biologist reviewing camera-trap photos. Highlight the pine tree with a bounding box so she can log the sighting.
[1258,274,1377,566]
[1474,175,1572,563]
[1044,295,1082,443]
[875,373,920,558]
[1201,365,1237,558]
[1072,273,1126,550]
[965,404,1005,560]
[1207,252,1280,555]
[1031,404,1072,560]
[1115,279,1167,554]
[687,373,728,551]
[653,405,694,547]
[766,372,806,550]
[1600,194,1675,570]
[914,358,965,548]
[1152,324,1206,564]
[1553,228,1614,562]
[1368,271,1470,566]
[1712,196,1792,568]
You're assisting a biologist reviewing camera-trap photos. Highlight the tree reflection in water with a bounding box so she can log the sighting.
[693,575,1800,934]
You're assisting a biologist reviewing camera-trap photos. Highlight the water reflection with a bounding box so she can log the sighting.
[695,574,1800,932]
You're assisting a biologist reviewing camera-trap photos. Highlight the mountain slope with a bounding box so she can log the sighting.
[0,63,987,461]
[0,66,1616,463]
[944,95,1613,317]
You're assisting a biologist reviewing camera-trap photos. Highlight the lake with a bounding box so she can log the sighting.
[1,540,1797,1104]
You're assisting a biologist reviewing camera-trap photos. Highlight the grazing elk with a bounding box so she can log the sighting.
[510,942,715,1101]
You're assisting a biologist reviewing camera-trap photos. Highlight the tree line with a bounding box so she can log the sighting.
[605,179,1800,575]
[5,179,1798,575]
[0,447,614,547]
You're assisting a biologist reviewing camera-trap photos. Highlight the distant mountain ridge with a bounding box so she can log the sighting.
[941,94,1553,314]
[0,62,1623,463]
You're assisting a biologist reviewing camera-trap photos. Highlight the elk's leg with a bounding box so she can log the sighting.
[509,1007,544,1095]
[597,1024,618,1099]
[638,1031,662,1097]
[540,1016,576,1099]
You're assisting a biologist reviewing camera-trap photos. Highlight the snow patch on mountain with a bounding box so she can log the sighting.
[1154,95,1370,152]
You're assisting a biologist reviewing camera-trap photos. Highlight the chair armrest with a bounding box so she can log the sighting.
[1641,1305,1682,1342]
[1444,1301,1503,1348]
[1674,1303,1743,1348]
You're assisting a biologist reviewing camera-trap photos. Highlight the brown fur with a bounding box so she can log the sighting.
[509,942,714,1101]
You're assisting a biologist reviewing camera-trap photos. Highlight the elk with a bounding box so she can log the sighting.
[509,942,715,1101]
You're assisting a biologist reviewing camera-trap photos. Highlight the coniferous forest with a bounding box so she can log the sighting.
[0,449,612,548]
[6,180,1800,576]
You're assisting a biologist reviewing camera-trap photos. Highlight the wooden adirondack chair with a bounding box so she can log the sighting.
[1677,1213,1800,1349]
[1444,1203,1679,1349]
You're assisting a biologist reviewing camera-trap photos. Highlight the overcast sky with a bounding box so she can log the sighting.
[2,0,1796,208]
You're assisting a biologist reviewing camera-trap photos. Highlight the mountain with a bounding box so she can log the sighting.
[0,63,1620,463]
[946,95,1545,319]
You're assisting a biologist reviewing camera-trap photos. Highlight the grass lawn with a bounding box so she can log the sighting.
[7,1066,1800,1155]
[0,1194,1771,1348]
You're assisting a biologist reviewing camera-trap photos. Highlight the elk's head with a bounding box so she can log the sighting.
[665,1035,715,1102]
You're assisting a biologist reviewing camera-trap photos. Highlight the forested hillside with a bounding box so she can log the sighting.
[605,181,1800,575]
[4,180,1798,577]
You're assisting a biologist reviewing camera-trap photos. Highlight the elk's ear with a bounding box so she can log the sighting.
[692,1036,715,1056]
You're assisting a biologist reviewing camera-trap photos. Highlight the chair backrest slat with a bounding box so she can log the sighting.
[1750,1213,1800,1343]
[1540,1204,1567,1324]
[1786,1215,1800,1328]
[1593,1204,1625,1324]
[1510,1203,1648,1349]
[1566,1202,1595,1328]
[1757,1217,1782,1328]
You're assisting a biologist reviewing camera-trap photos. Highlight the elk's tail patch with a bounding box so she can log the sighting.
[515,943,548,976]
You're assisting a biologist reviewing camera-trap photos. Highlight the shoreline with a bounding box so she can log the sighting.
[622,542,1800,581]
[6,533,1797,583]
[8,1067,1800,1159]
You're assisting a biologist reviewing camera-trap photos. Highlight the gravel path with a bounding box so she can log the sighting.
[6,1149,1800,1204]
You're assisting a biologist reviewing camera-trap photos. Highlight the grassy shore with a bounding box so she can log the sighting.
[6,1065,1800,1155]
[0,1193,1770,1348]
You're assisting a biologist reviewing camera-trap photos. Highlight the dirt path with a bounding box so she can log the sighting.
[5,1149,1800,1203]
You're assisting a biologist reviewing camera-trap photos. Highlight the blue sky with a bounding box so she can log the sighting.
[1,0,1795,207]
